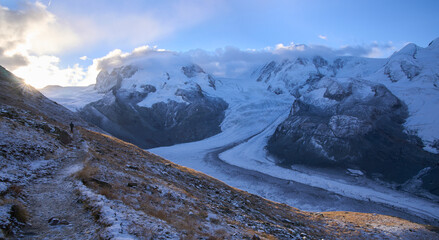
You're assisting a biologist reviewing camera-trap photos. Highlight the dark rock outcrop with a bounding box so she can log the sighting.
[79,86,228,149]
[312,56,328,68]
[267,77,439,192]
[95,65,138,93]
[181,64,205,78]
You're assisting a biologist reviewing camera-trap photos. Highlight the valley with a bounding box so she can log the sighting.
[150,77,439,227]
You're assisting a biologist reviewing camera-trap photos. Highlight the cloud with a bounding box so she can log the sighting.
[87,40,397,81]
[87,45,275,79]
[0,1,88,88]
[91,46,169,70]
[274,43,308,51]
[318,35,327,40]
[0,47,29,69]
[13,55,87,88]
[0,1,80,59]
[336,42,396,58]
[0,1,223,88]
[0,1,399,88]
[10,40,398,88]
[51,0,224,48]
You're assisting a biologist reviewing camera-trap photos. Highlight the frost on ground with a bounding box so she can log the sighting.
[0,105,59,186]
[0,104,100,239]
[75,181,179,239]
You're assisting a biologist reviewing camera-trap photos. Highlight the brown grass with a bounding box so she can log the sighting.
[98,187,118,200]
[5,185,23,197]
[0,199,29,223]
[209,218,220,225]
[138,194,169,221]
[210,229,228,239]
[44,152,56,160]
[136,194,205,237]
[11,202,28,223]
[322,211,411,227]
[74,163,98,181]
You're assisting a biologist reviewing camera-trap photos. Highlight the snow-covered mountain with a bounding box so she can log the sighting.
[255,40,439,195]
[372,38,439,153]
[40,39,439,226]
[77,62,228,148]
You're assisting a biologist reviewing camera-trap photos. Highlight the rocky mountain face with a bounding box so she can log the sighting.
[257,42,439,196]
[79,64,228,148]
[267,77,438,190]
[4,66,437,239]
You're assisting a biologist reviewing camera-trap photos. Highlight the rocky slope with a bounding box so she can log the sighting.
[78,64,228,148]
[2,67,439,239]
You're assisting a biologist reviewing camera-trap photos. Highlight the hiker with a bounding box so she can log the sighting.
[70,122,74,133]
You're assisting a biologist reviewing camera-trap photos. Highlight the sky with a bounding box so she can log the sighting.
[0,0,438,88]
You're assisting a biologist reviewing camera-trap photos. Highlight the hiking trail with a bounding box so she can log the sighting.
[21,131,99,239]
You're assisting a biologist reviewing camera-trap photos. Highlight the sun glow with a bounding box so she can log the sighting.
[12,55,87,89]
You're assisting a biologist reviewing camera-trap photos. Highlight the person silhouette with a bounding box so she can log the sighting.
[70,122,74,133]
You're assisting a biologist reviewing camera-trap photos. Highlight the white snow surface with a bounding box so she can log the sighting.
[40,85,105,112]
[347,169,365,176]
[126,64,216,108]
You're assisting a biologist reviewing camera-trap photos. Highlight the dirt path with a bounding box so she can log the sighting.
[20,131,99,239]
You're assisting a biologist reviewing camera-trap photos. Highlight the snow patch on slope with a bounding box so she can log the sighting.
[76,182,179,239]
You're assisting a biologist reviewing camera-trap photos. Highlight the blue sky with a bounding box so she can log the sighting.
[1,0,438,87]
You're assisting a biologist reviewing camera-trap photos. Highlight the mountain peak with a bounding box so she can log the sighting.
[181,64,205,78]
[392,43,419,58]
[427,37,439,49]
